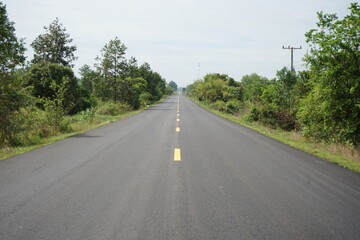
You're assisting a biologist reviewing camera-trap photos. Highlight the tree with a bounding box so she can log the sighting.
[165,85,175,95]
[26,63,88,114]
[40,78,70,131]
[79,64,99,93]
[299,3,360,145]
[31,18,77,67]
[0,2,27,145]
[241,73,270,103]
[0,2,25,72]
[119,77,147,109]
[275,67,297,111]
[136,62,166,101]
[168,81,178,91]
[95,37,127,102]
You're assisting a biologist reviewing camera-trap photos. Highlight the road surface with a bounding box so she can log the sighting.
[1,94,360,239]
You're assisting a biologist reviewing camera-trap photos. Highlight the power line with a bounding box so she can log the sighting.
[282,45,302,72]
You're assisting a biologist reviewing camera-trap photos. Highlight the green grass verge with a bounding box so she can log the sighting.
[0,103,157,161]
[190,97,360,174]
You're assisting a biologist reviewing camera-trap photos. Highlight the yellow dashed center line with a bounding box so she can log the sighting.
[175,97,181,162]
[174,148,181,161]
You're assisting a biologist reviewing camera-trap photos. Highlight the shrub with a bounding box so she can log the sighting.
[246,104,297,131]
[139,92,152,106]
[225,100,242,114]
[247,106,260,121]
[77,108,96,121]
[210,100,227,112]
[95,101,130,116]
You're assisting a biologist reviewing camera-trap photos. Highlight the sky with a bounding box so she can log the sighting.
[5,0,354,87]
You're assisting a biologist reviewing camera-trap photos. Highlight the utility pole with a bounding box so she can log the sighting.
[282,45,301,72]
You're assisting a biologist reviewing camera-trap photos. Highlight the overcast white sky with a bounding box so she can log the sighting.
[5,0,354,87]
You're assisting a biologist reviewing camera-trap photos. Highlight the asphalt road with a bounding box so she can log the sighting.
[1,94,360,240]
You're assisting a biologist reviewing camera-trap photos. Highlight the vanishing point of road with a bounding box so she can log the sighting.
[1,94,360,239]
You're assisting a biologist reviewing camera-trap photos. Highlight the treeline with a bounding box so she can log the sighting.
[0,2,176,147]
[188,3,360,147]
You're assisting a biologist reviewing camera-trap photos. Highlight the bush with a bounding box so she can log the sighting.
[139,92,152,106]
[247,106,260,121]
[225,100,242,114]
[246,104,297,131]
[95,101,130,116]
[210,100,227,112]
[77,108,96,121]
[277,110,298,131]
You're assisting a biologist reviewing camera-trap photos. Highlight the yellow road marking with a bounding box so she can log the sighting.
[174,148,181,161]
[176,127,180,132]
[177,113,179,117]
[177,118,180,122]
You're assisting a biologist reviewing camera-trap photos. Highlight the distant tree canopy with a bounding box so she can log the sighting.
[31,18,77,67]
[93,37,166,107]
[168,81,177,91]
[165,81,178,95]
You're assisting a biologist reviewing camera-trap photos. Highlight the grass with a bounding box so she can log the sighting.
[0,102,157,161]
[190,97,360,174]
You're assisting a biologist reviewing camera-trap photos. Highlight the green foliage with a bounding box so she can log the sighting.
[165,85,175,95]
[168,81,178,91]
[31,18,77,67]
[225,100,242,114]
[0,2,26,72]
[241,73,270,103]
[0,2,27,146]
[209,100,243,114]
[79,64,98,92]
[210,100,227,112]
[119,77,147,109]
[189,73,243,104]
[276,67,297,111]
[136,63,166,101]
[95,101,130,116]
[0,84,30,146]
[39,78,70,131]
[77,108,96,121]
[8,106,48,146]
[26,63,89,114]
[165,80,177,95]
[0,10,168,150]
[139,92,152,106]
[247,104,297,131]
[95,37,127,102]
[300,3,360,146]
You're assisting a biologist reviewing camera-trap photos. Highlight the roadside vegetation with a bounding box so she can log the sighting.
[186,3,360,172]
[0,2,177,160]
